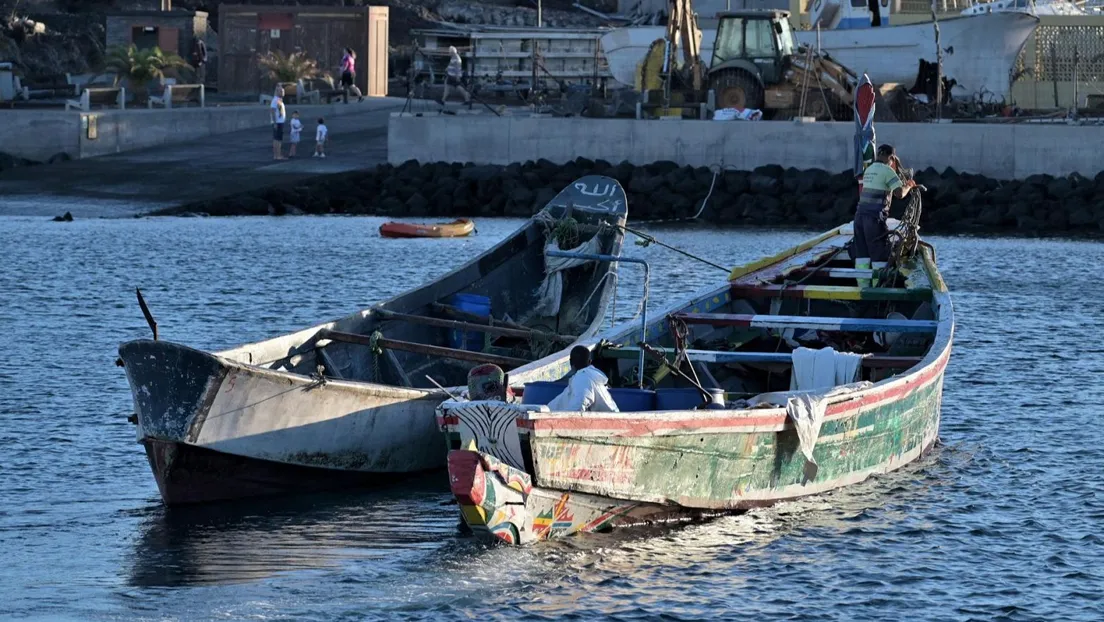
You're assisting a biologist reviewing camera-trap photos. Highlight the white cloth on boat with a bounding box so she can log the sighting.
[530,234,603,318]
[713,107,763,121]
[748,381,872,466]
[789,346,864,391]
[547,366,619,413]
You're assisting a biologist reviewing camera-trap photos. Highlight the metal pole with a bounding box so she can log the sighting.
[546,250,650,389]
[1073,45,1079,118]
[538,0,543,27]
[932,0,943,120]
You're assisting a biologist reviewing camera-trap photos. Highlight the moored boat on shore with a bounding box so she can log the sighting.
[440,220,953,545]
[118,176,629,506]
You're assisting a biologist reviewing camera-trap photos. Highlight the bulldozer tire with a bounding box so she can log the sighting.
[711,70,763,111]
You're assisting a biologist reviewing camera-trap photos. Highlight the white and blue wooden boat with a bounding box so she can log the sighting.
[118,176,629,506]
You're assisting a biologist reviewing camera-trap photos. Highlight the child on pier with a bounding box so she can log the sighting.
[314,117,328,158]
[288,111,302,157]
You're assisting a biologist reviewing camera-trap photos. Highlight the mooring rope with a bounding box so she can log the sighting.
[617,223,730,273]
[632,164,721,226]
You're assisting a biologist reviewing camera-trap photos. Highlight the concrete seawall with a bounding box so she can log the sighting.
[387,115,1104,180]
[1,97,406,162]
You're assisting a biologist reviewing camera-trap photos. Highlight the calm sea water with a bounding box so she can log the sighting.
[1,215,1102,621]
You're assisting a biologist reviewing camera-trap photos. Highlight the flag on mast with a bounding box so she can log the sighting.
[854,73,876,191]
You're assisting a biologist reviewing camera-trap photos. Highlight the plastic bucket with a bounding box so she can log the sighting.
[448,293,491,351]
[608,388,656,412]
[521,381,568,405]
[656,388,707,411]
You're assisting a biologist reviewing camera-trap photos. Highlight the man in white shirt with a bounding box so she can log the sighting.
[270,86,286,161]
[547,346,619,413]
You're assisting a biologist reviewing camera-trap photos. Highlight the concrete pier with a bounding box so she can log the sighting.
[0,100,408,217]
[0,97,408,163]
[387,114,1104,180]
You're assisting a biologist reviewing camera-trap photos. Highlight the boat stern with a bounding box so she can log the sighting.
[118,339,227,444]
[448,448,535,545]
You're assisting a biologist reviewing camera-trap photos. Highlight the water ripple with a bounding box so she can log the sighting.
[0,217,1101,620]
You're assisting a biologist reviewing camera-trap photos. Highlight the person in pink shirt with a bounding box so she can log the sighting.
[339,48,363,103]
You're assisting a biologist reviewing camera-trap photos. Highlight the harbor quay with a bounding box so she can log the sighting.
[2,105,1103,236]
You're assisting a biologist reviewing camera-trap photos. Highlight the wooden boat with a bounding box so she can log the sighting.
[439,220,953,545]
[380,218,475,239]
[118,176,629,506]
[599,11,1037,101]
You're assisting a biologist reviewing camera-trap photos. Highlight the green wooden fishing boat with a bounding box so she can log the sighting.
[437,219,953,545]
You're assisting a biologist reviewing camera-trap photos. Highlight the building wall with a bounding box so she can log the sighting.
[388,115,1104,179]
[218,5,389,96]
[105,11,208,58]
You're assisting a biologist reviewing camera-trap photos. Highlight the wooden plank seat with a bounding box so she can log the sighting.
[730,284,932,302]
[65,86,125,111]
[789,267,884,280]
[672,313,939,333]
[316,328,531,369]
[148,84,205,109]
[66,72,116,95]
[376,308,576,343]
[602,347,923,369]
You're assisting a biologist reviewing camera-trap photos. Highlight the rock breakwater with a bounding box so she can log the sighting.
[161,159,1104,235]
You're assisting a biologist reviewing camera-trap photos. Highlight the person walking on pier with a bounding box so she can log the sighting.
[854,144,915,286]
[190,36,208,85]
[270,86,287,161]
[439,46,472,109]
[340,48,363,103]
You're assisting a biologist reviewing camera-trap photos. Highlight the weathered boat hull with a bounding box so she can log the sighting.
[600,12,1038,100]
[443,222,954,545]
[142,438,431,506]
[449,352,945,544]
[120,176,629,506]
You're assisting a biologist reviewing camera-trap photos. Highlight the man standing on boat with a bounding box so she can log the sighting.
[548,346,619,413]
[854,144,915,287]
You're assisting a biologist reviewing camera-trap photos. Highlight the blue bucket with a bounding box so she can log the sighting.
[521,381,568,405]
[608,388,656,412]
[656,388,707,411]
[448,293,491,351]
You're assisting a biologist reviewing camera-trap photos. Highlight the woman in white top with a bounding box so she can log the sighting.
[440,46,471,108]
[270,85,287,161]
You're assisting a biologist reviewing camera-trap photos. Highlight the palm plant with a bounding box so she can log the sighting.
[257,50,323,84]
[102,44,192,98]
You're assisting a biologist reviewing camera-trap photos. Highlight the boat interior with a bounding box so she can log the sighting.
[217,184,630,391]
[518,238,945,413]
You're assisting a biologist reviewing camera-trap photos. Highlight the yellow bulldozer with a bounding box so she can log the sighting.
[637,8,861,120]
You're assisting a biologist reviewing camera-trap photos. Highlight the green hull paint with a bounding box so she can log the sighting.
[530,372,944,508]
